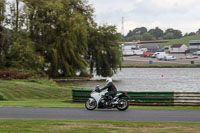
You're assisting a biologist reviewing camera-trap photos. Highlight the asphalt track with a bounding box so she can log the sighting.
[0,107,200,122]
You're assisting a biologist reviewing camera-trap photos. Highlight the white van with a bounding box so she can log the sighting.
[133,50,143,56]
[122,50,134,56]
[156,52,168,60]
[196,51,200,55]
[152,52,160,58]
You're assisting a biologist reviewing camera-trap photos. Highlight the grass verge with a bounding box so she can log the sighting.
[0,119,200,133]
[1,99,200,110]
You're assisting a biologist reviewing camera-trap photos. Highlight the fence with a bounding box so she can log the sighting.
[72,89,200,106]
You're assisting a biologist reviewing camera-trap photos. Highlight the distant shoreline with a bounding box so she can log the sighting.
[122,64,200,68]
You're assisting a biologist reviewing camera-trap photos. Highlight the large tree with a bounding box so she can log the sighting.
[0,0,5,24]
[0,0,6,67]
[149,27,164,40]
[23,0,91,77]
[126,27,147,38]
[1,0,122,77]
[88,25,122,77]
[164,28,182,39]
[0,0,44,73]
[142,32,153,40]
[196,29,200,35]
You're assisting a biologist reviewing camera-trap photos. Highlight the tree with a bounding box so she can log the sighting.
[15,0,19,31]
[1,0,123,78]
[187,32,196,36]
[196,29,200,35]
[23,0,90,77]
[88,25,122,77]
[0,0,6,67]
[142,32,153,40]
[163,33,174,39]
[0,0,44,73]
[7,31,44,72]
[164,28,182,39]
[183,33,188,37]
[126,27,147,38]
[7,0,27,31]
[126,35,143,41]
[149,27,163,40]
[0,0,5,24]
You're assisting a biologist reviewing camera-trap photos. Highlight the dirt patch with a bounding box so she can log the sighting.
[46,123,89,130]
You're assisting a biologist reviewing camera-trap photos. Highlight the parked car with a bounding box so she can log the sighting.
[186,56,198,59]
[193,51,197,55]
[164,55,176,61]
[193,51,200,55]
[196,51,200,55]
[143,52,153,57]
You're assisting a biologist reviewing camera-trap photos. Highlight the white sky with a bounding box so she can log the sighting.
[6,0,200,35]
[89,0,200,35]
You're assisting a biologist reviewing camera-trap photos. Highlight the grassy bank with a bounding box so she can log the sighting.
[1,79,200,110]
[161,35,200,47]
[0,79,82,108]
[0,119,200,133]
[122,64,200,68]
[0,79,72,100]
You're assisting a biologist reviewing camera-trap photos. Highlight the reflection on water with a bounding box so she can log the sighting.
[57,68,200,92]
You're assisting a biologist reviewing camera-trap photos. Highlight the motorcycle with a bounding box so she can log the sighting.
[85,85,129,111]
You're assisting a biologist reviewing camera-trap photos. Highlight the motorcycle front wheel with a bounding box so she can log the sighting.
[85,98,97,110]
[116,99,129,111]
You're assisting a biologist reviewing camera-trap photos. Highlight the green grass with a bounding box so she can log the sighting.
[161,35,200,47]
[0,99,84,108]
[0,79,84,108]
[0,119,200,133]
[1,99,200,110]
[0,79,72,100]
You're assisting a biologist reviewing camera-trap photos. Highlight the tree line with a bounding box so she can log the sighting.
[0,0,122,78]
[125,27,200,41]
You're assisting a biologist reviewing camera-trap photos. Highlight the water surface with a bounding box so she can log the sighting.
[58,68,200,92]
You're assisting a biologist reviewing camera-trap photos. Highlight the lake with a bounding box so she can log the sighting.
[57,68,200,92]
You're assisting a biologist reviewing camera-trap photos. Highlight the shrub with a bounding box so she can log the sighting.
[0,70,31,79]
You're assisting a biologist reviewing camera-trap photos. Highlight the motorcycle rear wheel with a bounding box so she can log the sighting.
[85,98,97,110]
[116,99,129,111]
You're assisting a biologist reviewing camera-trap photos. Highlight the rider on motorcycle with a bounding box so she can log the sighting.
[100,78,117,102]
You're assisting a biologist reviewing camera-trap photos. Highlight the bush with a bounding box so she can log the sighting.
[0,70,31,80]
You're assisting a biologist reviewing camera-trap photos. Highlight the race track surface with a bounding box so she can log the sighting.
[0,107,200,122]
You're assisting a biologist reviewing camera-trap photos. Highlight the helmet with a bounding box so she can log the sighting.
[106,78,112,83]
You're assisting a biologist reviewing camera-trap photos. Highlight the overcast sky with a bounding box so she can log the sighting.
[7,0,200,35]
[89,0,200,35]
